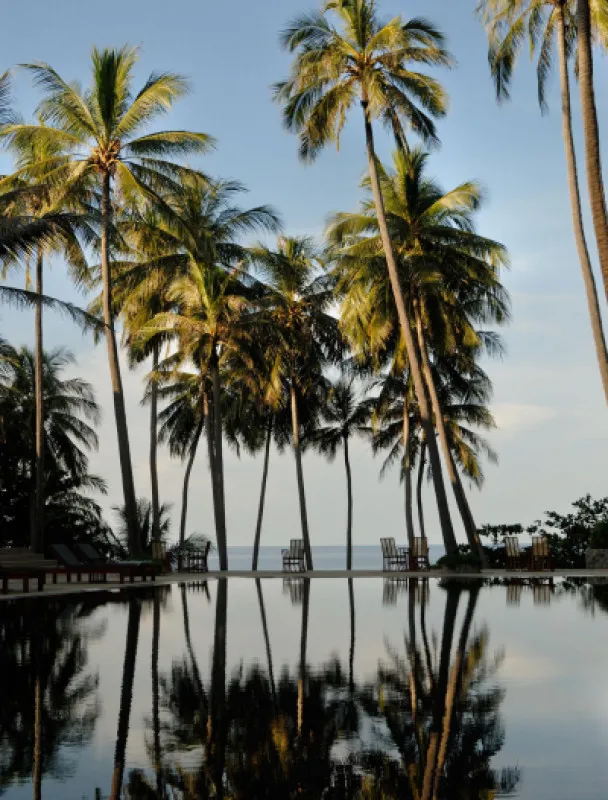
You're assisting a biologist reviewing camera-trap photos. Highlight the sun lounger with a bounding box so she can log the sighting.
[49,544,157,584]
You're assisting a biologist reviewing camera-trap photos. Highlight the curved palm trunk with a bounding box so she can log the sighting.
[150,343,161,545]
[403,397,415,548]
[110,598,142,800]
[33,248,44,553]
[577,0,608,308]
[256,578,277,702]
[556,9,608,404]
[211,357,228,571]
[432,585,480,799]
[152,593,162,795]
[361,103,457,556]
[252,417,273,571]
[298,578,310,737]
[421,587,461,800]
[207,579,228,798]
[101,172,139,555]
[290,383,314,570]
[343,435,354,570]
[204,390,221,554]
[179,416,204,548]
[417,438,427,542]
[414,308,485,564]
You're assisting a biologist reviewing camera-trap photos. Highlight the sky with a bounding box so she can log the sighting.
[1,0,608,548]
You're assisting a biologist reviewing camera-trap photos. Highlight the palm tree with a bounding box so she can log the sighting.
[329,149,508,558]
[0,345,101,548]
[0,47,213,552]
[275,0,461,554]
[310,378,370,569]
[477,0,608,405]
[576,0,608,311]
[136,177,278,570]
[251,237,341,570]
[156,370,206,549]
[112,498,172,557]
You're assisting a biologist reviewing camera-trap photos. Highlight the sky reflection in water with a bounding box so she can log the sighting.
[2,577,608,799]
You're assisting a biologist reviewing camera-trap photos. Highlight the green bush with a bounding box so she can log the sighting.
[435,546,482,572]
[590,521,608,549]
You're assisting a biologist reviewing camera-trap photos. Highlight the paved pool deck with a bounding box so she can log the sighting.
[2,568,608,602]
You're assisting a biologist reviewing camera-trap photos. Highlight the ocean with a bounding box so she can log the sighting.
[206,543,446,571]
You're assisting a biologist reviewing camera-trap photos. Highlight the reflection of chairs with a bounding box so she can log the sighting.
[381,538,408,571]
[283,577,305,605]
[410,538,430,571]
[506,582,523,606]
[532,578,554,605]
[414,578,430,605]
[505,536,522,570]
[530,535,551,571]
[179,581,211,600]
[383,577,408,605]
[282,539,305,572]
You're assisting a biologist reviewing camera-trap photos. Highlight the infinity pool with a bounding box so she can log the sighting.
[1,577,608,798]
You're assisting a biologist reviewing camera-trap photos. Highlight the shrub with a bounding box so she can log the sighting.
[590,521,608,549]
[435,545,482,572]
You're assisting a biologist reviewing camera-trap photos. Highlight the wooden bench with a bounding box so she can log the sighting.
[282,539,305,572]
[380,538,408,571]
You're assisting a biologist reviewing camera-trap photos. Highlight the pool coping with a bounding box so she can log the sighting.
[1,568,608,602]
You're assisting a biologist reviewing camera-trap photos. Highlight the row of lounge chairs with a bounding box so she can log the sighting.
[0,543,159,595]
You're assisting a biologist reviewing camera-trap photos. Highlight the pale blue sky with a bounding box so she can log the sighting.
[1,0,607,547]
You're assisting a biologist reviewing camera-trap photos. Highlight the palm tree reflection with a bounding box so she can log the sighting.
[128,579,519,799]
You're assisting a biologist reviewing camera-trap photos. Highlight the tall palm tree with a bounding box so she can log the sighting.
[251,236,341,570]
[311,377,370,569]
[576,0,608,310]
[0,47,213,552]
[138,178,279,569]
[329,148,508,558]
[477,0,608,405]
[275,0,460,554]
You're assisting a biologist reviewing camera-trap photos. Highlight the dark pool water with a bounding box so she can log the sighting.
[1,577,608,799]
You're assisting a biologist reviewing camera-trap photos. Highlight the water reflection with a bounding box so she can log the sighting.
[15,578,608,797]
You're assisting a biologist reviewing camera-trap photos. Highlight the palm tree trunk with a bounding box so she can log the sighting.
[421,587,461,800]
[211,356,228,571]
[179,416,204,548]
[101,172,139,555]
[417,438,427,542]
[414,307,485,564]
[577,0,608,307]
[403,397,415,547]
[290,382,314,570]
[344,434,354,570]
[152,593,162,796]
[298,578,310,737]
[150,343,161,544]
[110,597,142,800]
[256,578,277,702]
[361,101,457,556]
[33,673,42,800]
[207,578,228,799]
[33,247,44,554]
[348,577,355,695]
[432,586,480,799]
[556,8,608,404]
[252,416,273,571]
[204,389,221,551]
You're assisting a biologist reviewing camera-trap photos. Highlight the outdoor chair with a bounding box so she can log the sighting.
[530,535,551,571]
[177,540,211,573]
[410,538,430,571]
[282,539,305,572]
[505,536,522,570]
[380,537,408,571]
